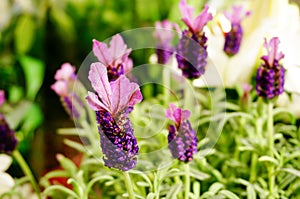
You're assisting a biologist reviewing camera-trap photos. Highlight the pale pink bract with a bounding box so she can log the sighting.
[224,5,250,24]
[86,63,142,116]
[179,0,212,34]
[165,103,190,126]
[93,34,133,74]
[261,37,285,67]
[51,81,68,97]
[0,90,5,107]
[54,63,76,81]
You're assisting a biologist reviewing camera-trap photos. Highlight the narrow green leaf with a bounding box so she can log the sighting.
[19,56,45,100]
[166,183,182,199]
[63,139,86,153]
[57,128,86,136]
[21,103,43,136]
[208,182,224,195]
[43,185,78,198]
[190,168,210,181]
[219,190,239,199]
[193,181,201,197]
[56,154,77,176]
[247,184,256,199]
[146,193,156,199]
[14,15,35,54]
[281,168,300,178]
[258,156,278,165]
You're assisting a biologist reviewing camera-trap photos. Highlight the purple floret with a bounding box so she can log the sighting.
[168,121,197,162]
[96,109,139,171]
[0,114,18,154]
[176,30,208,79]
[224,23,243,56]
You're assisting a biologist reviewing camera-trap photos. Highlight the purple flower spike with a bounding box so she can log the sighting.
[51,63,84,119]
[176,1,212,79]
[93,34,133,81]
[0,90,5,108]
[154,20,179,64]
[86,63,142,171]
[165,103,197,162]
[0,114,18,154]
[256,37,285,99]
[223,6,250,56]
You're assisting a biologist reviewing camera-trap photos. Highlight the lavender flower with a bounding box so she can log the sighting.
[86,63,142,171]
[176,0,212,79]
[154,20,179,64]
[0,91,18,154]
[256,37,285,99]
[51,63,84,119]
[0,90,5,107]
[93,34,133,81]
[223,6,250,56]
[165,103,197,162]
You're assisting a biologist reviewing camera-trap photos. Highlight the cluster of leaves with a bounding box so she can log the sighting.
[40,82,300,198]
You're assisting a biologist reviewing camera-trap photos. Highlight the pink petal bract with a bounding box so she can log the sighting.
[165,103,191,125]
[93,39,112,66]
[110,34,130,62]
[193,5,213,33]
[179,0,212,33]
[224,5,250,24]
[0,90,5,107]
[88,63,112,108]
[262,37,284,66]
[54,63,76,81]
[110,75,143,114]
[51,81,68,97]
[179,0,194,31]
[87,63,142,115]
[86,91,110,112]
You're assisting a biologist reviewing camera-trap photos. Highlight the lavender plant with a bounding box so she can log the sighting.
[2,0,300,199]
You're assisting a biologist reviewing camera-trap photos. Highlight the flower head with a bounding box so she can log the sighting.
[51,63,84,119]
[165,103,197,162]
[0,90,5,108]
[154,20,179,64]
[54,63,76,81]
[176,1,212,79]
[179,0,212,34]
[86,63,142,171]
[256,37,285,99]
[93,34,133,81]
[222,6,250,56]
[0,114,18,154]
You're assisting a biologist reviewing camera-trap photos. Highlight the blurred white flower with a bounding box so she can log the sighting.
[12,184,39,199]
[277,93,300,118]
[0,154,15,195]
[206,0,300,93]
[0,0,12,31]
[13,0,34,13]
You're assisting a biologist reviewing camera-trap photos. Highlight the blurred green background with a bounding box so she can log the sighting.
[0,0,184,178]
[1,0,300,178]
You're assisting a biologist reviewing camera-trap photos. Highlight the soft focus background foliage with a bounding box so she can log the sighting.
[1,0,300,198]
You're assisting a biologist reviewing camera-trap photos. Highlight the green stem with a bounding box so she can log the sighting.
[184,81,194,111]
[123,171,135,199]
[249,152,258,182]
[267,102,275,197]
[184,163,190,199]
[12,150,41,199]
